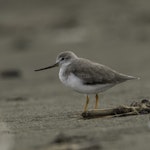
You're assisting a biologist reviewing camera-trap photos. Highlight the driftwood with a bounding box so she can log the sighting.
[82,99,150,119]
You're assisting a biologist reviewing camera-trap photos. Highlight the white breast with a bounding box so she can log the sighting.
[59,67,68,86]
[59,67,114,94]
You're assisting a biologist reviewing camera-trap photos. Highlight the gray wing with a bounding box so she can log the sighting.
[66,59,132,85]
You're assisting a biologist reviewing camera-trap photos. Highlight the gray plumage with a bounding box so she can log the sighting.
[35,51,139,111]
[65,58,137,85]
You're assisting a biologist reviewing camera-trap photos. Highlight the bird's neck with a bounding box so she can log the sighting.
[60,61,71,68]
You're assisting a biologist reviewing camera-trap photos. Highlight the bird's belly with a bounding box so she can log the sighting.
[59,72,114,94]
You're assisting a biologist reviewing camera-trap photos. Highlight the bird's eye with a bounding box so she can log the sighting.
[61,57,65,61]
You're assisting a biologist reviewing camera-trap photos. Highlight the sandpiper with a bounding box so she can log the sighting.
[35,51,139,112]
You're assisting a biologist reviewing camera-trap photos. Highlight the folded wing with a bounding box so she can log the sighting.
[66,58,136,85]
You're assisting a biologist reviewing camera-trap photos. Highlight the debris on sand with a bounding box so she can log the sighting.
[82,99,150,119]
[6,97,28,102]
[0,69,22,79]
[40,133,101,150]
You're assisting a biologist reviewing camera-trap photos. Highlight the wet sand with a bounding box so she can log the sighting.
[0,1,150,150]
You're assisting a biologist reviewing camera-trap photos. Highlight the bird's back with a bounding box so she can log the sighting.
[65,58,137,85]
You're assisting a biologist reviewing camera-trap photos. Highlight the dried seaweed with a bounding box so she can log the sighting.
[82,99,150,119]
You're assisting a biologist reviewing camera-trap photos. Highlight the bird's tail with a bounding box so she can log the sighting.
[126,75,140,80]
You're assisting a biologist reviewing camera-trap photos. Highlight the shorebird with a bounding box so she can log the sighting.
[35,51,139,112]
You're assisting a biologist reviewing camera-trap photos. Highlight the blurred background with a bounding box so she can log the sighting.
[0,0,149,98]
[0,0,150,78]
[0,0,150,150]
[0,0,150,93]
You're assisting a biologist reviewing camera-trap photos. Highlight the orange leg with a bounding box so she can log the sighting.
[84,95,89,112]
[95,94,99,109]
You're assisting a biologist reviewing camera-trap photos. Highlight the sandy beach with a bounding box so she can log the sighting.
[0,1,150,150]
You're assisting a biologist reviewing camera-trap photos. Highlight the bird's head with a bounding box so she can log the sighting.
[35,51,77,71]
[56,51,77,67]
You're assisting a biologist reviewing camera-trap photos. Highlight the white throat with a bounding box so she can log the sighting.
[60,61,71,68]
[59,61,71,84]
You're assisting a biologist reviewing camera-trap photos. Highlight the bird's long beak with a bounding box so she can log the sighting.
[34,62,58,72]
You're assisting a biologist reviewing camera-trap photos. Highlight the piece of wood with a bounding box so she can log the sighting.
[82,99,150,119]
